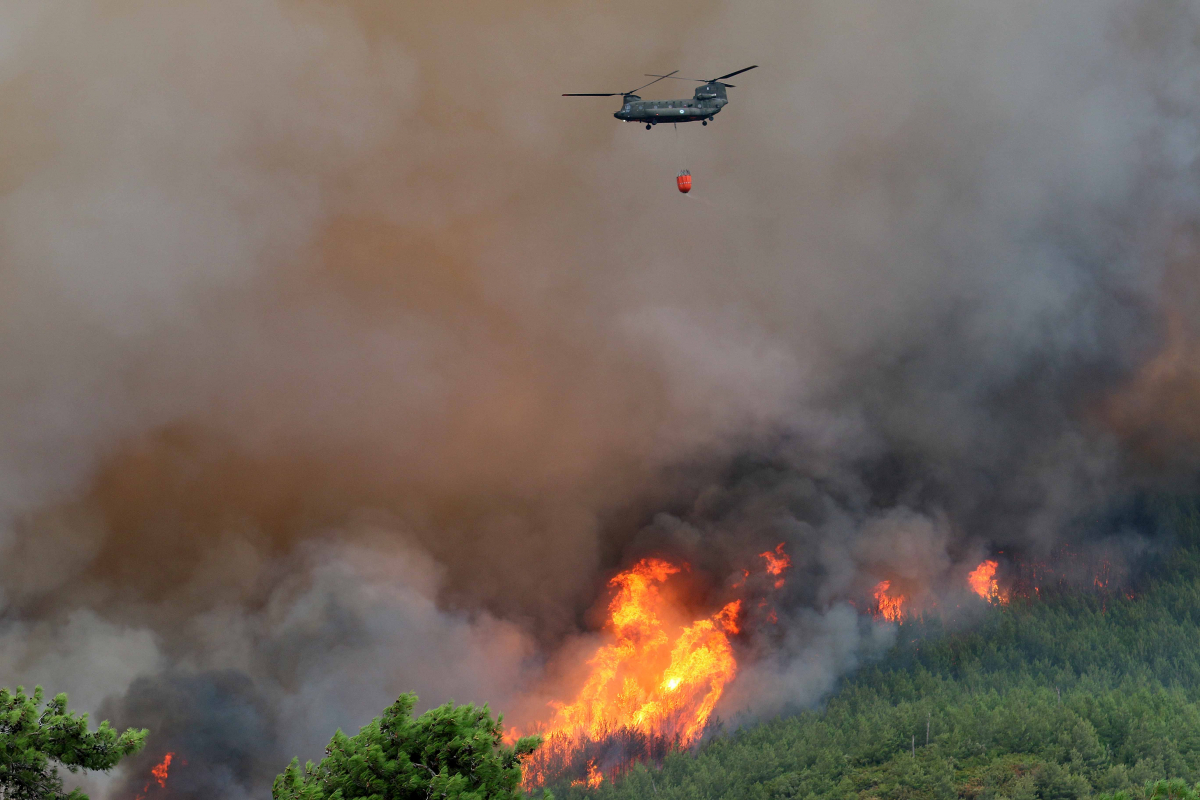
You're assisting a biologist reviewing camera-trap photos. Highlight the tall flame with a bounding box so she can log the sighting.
[968,560,1009,603]
[874,580,907,622]
[521,558,740,789]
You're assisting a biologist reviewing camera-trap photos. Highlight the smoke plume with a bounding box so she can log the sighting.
[0,0,1199,795]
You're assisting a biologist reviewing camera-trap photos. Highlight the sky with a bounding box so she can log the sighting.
[1,1,1199,796]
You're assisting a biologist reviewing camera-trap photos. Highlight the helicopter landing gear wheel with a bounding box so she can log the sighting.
[646,124,652,130]
[702,120,707,126]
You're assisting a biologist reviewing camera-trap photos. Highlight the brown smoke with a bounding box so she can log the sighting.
[0,1,1198,796]
[1106,230,1200,469]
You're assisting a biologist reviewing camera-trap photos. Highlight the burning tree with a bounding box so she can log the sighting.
[272,693,548,800]
[873,581,908,622]
[0,685,146,800]
[517,558,745,790]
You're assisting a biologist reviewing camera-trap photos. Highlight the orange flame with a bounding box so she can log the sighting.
[571,760,604,789]
[520,558,739,789]
[968,560,998,599]
[874,580,907,622]
[968,560,1009,604]
[151,753,172,788]
[760,543,791,589]
[133,752,174,800]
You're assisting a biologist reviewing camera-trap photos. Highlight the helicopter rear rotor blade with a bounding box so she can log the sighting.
[713,65,757,81]
[562,93,624,96]
[645,66,757,85]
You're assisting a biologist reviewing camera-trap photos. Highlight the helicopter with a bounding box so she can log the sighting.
[563,66,757,129]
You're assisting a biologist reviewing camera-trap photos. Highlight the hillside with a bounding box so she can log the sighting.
[556,508,1200,800]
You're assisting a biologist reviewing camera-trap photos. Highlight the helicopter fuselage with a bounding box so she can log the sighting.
[614,82,729,125]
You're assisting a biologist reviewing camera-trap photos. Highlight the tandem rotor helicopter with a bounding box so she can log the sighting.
[563,65,758,130]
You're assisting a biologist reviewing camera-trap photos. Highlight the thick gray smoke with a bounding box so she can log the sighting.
[1,0,1199,795]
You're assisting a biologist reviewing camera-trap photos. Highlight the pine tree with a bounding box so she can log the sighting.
[272,693,549,800]
[0,686,146,800]
[1148,779,1200,800]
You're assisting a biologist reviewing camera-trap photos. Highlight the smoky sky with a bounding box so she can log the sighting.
[2,0,1200,796]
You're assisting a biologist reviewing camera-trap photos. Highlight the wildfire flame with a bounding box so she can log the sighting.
[760,544,791,589]
[151,753,172,787]
[859,554,1127,627]
[133,752,173,800]
[571,760,604,789]
[520,558,740,789]
[873,580,907,622]
[968,560,1010,604]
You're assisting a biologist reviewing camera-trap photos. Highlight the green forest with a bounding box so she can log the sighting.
[552,502,1200,800]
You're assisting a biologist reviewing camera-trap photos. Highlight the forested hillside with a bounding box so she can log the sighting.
[556,505,1200,800]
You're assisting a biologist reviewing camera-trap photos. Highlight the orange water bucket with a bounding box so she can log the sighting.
[677,170,692,193]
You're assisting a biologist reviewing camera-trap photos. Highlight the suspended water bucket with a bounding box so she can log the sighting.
[676,169,692,194]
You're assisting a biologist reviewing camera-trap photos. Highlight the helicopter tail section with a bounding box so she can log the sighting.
[694,82,727,100]
[693,82,728,109]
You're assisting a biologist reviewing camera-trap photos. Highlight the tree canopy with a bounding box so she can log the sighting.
[273,693,548,800]
[0,685,146,800]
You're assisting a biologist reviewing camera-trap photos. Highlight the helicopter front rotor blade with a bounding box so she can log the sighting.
[562,93,624,96]
[712,65,758,82]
